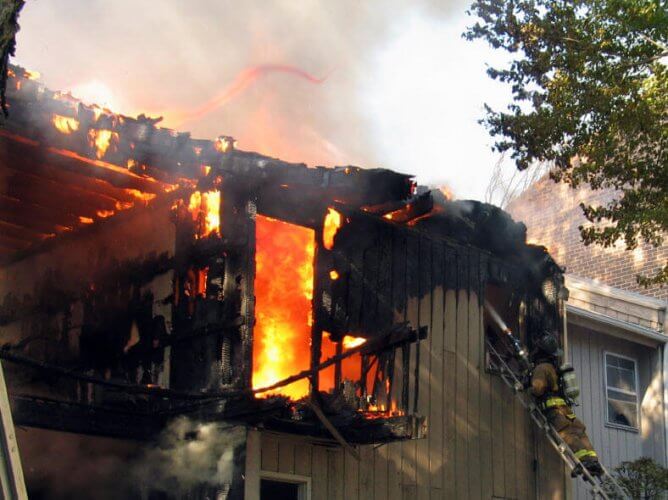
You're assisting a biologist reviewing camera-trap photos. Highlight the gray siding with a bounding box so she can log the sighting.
[569,323,666,499]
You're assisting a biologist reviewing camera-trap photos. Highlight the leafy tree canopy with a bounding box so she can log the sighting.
[465,0,667,285]
[605,456,668,499]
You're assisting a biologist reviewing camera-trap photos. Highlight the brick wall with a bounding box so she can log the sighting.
[506,177,667,301]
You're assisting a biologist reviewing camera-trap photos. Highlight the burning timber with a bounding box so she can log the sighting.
[0,65,570,499]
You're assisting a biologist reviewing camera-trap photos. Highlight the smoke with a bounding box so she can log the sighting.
[167,64,329,128]
[131,417,245,496]
[14,0,468,171]
[17,427,140,500]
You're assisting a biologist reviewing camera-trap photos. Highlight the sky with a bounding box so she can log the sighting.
[14,0,517,201]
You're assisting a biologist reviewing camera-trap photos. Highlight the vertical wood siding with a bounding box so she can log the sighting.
[248,235,567,499]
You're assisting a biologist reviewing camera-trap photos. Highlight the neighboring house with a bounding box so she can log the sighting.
[508,178,668,499]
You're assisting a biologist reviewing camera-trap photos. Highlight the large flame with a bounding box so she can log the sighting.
[253,215,315,399]
[323,207,342,250]
[187,190,221,238]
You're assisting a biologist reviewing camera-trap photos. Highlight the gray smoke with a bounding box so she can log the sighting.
[131,417,246,497]
[15,0,466,169]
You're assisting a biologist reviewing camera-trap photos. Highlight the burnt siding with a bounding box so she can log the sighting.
[569,323,667,500]
[250,234,565,500]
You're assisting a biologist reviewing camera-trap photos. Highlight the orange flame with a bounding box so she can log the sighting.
[329,269,339,280]
[253,216,315,399]
[78,216,93,224]
[438,185,454,200]
[214,136,235,153]
[96,209,114,218]
[188,190,221,238]
[323,208,342,250]
[88,129,118,159]
[52,115,80,134]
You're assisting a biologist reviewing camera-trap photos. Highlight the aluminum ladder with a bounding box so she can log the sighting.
[486,340,627,499]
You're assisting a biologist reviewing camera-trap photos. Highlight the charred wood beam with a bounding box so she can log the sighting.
[218,151,414,208]
[251,323,426,398]
[0,150,141,205]
[0,323,426,404]
[0,130,168,194]
[4,169,123,213]
[266,414,426,445]
[0,195,79,230]
[0,349,211,400]
[305,399,360,461]
[4,174,119,220]
[0,220,48,241]
[0,234,30,250]
[10,393,163,441]
[6,188,184,266]
[373,192,433,224]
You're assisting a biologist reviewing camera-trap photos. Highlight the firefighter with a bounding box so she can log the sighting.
[530,331,603,477]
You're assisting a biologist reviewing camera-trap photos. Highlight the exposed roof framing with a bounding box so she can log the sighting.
[0,65,414,263]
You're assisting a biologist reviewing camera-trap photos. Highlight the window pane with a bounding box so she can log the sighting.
[606,355,637,393]
[608,400,638,428]
[605,354,639,429]
[606,365,621,388]
[607,389,636,404]
[617,368,636,392]
[261,480,300,500]
[617,357,635,371]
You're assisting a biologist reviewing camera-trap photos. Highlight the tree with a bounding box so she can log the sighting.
[484,152,550,208]
[604,457,668,499]
[465,0,667,285]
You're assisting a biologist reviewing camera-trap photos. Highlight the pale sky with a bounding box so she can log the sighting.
[15,0,517,201]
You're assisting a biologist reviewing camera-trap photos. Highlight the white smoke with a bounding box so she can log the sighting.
[132,417,245,497]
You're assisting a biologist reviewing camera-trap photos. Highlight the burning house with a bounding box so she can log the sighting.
[0,66,571,499]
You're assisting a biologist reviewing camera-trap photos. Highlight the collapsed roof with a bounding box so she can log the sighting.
[0,64,413,264]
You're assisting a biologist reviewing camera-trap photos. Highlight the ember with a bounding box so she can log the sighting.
[253,215,315,399]
[125,189,158,205]
[342,335,366,349]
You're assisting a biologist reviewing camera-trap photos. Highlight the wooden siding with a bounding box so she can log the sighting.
[569,323,667,500]
[246,236,567,499]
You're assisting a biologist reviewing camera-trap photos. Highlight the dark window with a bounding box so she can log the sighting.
[605,353,639,429]
[260,479,301,500]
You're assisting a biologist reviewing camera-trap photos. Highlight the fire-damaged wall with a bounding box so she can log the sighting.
[245,204,569,500]
[0,66,577,499]
[0,199,179,497]
[0,198,175,390]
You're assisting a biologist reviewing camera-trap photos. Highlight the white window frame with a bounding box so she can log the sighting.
[259,471,311,500]
[604,351,640,431]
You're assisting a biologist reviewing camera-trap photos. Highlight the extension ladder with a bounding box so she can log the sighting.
[485,340,627,499]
